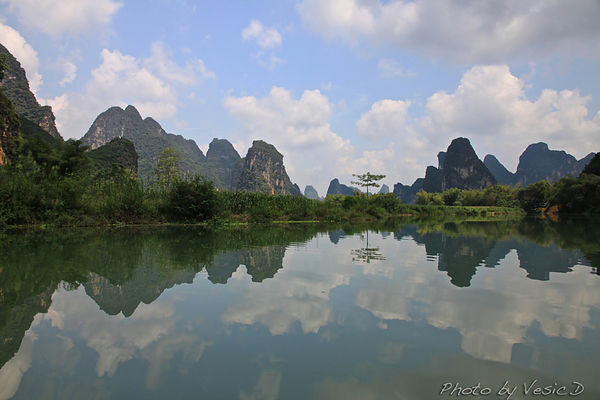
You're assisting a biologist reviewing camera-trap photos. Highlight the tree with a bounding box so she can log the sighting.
[154,147,181,190]
[351,172,386,197]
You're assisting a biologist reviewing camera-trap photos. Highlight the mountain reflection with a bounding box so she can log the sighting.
[1,217,599,373]
[393,219,599,287]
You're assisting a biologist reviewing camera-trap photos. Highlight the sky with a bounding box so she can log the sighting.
[1,0,599,195]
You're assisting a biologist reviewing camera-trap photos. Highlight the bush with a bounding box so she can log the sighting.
[518,181,552,214]
[167,176,217,222]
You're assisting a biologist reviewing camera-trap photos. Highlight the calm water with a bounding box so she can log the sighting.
[1,219,599,399]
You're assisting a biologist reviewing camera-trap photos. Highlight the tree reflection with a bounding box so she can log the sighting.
[351,231,386,263]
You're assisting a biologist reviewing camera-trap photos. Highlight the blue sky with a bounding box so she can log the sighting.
[1,0,599,195]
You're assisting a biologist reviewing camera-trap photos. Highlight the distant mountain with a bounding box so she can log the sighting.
[393,179,423,204]
[0,44,60,139]
[378,184,389,194]
[485,143,595,186]
[304,185,320,199]
[393,137,495,203]
[514,143,592,186]
[326,178,358,196]
[81,106,300,193]
[81,105,206,180]
[483,154,515,185]
[88,137,138,175]
[205,138,243,190]
[237,140,301,195]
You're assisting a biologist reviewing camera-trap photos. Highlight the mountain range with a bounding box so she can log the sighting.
[0,44,596,199]
[392,137,596,203]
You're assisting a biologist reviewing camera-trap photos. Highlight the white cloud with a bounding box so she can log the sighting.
[0,23,42,94]
[377,59,415,78]
[59,61,77,86]
[242,20,282,49]
[1,0,122,37]
[357,99,411,139]
[0,330,37,400]
[50,43,214,139]
[224,86,362,194]
[144,42,215,85]
[297,0,600,63]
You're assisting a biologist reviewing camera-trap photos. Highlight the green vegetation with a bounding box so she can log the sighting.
[87,137,138,174]
[416,175,600,216]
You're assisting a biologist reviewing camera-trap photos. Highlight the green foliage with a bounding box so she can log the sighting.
[518,181,552,213]
[154,147,181,190]
[58,140,91,176]
[167,176,217,222]
[88,137,138,174]
[416,190,443,205]
[442,188,461,206]
[550,174,600,214]
[581,153,600,176]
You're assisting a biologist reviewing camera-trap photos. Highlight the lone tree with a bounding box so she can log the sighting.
[351,172,386,197]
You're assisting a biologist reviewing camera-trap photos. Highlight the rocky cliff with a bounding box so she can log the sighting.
[440,137,496,191]
[237,140,301,195]
[205,138,243,190]
[484,143,595,186]
[81,105,206,179]
[393,137,495,203]
[0,44,60,138]
[326,178,359,196]
[0,88,19,164]
[513,143,593,186]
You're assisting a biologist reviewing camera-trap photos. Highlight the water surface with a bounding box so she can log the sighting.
[1,219,599,399]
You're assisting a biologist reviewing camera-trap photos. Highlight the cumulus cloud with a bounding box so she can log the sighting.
[144,42,215,85]
[1,0,123,37]
[297,0,600,63]
[50,43,214,139]
[59,61,77,86]
[242,20,282,49]
[357,99,412,139]
[0,23,42,94]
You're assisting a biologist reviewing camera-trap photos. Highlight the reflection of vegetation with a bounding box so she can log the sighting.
[0,224,326,369]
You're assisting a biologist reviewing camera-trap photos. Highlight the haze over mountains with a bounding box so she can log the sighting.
[0,44,597,199]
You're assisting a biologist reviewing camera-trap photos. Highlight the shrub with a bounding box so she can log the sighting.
[167,176,217,222]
